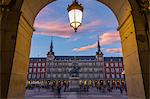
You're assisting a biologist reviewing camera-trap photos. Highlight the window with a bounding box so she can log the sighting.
[110,63,114,67]
[119,63,122,67]
[99,68,103,73]
[89,63,92,66]
[58,68,61,72]
[37,74,40,79]
[33,68,36,72]
[121,74,124,78]
[106,68,110,72]
[111,68,114,72]
[106,63,109,67]
[30,63,33,67]
[94,68,97,72]
[112,74,115,78]
[115,63,118,67]
[47,74,50,78]
[58,74,61,78]
[29,68,32,72]
[116,74,120,78]
[53,74,56,78]
[100,74,103,79]
[64,74,66,78]
[89,68,92,72]
[107,74,110,79]
[38,68,40,72]
[28,74,31,78]
[96,62,100,66]
[110,58,113,61]
[38,63,41,67]
[84,68,87,72]
[115,68,119,73]
[89,74,92,78]
[119,58,122,62]
[34,63,37,67]
[41,68,45,72]
[32,74,36,79]
[41,74,44,78]
[95,74,98,78]
[120,68,124,72]
[84,74,87,78]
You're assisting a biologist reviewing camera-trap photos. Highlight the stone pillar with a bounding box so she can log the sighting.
[118,3,150,98]
[0,0,34,98]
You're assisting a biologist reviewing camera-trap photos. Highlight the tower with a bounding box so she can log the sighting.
[47,38,55,61]
[96,37,104,61]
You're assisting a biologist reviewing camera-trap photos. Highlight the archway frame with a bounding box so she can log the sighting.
[0,0,149,99]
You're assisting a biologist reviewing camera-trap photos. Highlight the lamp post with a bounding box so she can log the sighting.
[67,0,83,32]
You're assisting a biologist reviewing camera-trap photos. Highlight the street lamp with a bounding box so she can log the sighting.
[67,0,83,32]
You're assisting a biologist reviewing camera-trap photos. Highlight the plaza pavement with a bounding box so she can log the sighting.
[25,88,128,99]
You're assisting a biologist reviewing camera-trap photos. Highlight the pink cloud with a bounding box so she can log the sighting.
[100,31,120,46]
[34,20,103,38]
[106,48,122,53]
[73,43,97,52]
[72,31,121,52]
[34,21,74,38]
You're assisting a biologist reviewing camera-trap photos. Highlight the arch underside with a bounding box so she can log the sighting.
[1,0,149,99]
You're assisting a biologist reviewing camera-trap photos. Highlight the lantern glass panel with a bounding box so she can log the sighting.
[68,9,83,28]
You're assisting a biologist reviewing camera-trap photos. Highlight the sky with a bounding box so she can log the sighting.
[30,0,122,57]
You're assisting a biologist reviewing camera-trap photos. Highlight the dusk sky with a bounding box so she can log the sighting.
[30,0,122,57]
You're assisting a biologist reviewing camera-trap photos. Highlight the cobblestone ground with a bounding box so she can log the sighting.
[25,88,128,99]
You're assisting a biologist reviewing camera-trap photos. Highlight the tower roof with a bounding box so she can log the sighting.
[97,36,101,52]
[50,36,53,52]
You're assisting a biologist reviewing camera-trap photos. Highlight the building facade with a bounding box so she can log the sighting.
[27,40,125,86]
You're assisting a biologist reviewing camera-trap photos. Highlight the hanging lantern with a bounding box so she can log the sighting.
[67,0,83,32]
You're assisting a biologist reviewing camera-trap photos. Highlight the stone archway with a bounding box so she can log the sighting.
[1,0,149,99]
